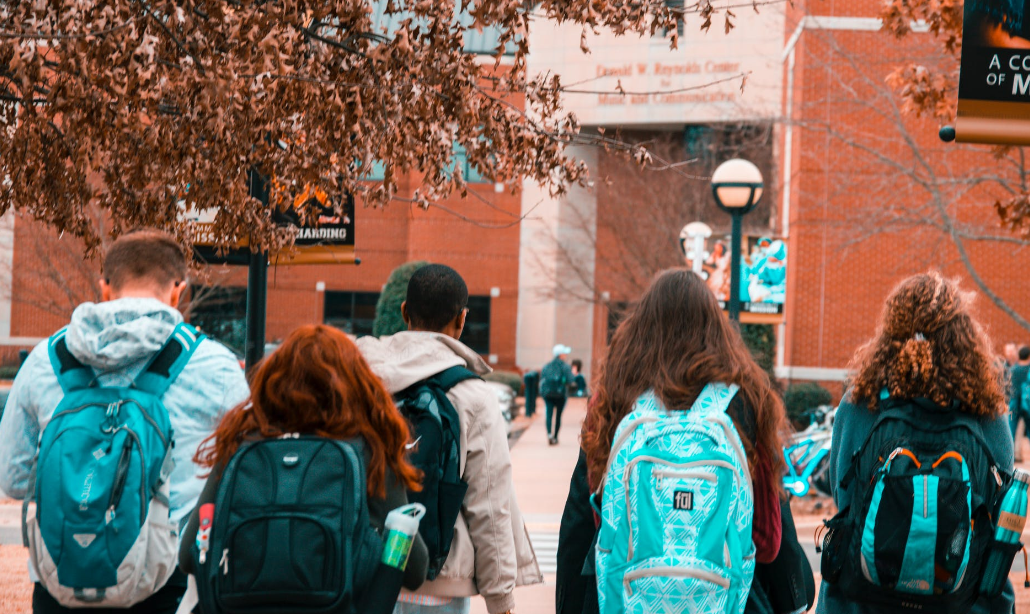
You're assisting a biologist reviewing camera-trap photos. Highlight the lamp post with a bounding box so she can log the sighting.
[711,159,763,322]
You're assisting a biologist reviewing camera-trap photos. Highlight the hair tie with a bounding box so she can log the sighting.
[914,332,926,342]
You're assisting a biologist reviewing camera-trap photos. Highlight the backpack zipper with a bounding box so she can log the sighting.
[219,548,229,575]
[105,436,134,527]
[623,565,730,596]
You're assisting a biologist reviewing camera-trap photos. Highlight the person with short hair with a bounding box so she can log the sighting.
[570,359,587,398]
[1009,345,1030,459]
[541,344,574,445]
[0,229,250,614]
[357,264,540,614]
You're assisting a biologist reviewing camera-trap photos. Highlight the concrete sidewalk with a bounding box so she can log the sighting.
[469,397,586,614]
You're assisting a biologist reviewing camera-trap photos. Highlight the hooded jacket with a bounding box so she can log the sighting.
[357,331,542,614]
[0,298,250,530]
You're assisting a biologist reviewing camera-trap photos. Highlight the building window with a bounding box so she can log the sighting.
[324,291,380,337]
[461,296,491,355]
[450,144,492,184]
[188,286,247,357]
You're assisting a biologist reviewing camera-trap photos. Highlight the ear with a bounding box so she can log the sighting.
[169,281,185,309]
[400,301,410,328]
[454,308,467,336]
[99,279,113,302]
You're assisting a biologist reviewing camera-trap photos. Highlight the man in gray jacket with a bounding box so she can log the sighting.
[358,264,541,614]
[0,229,250,613]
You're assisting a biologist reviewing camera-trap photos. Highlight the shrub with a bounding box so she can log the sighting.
[784,382,833,428]
[741,323,776,383]
[484,370,524,395]
[372,261,428,337]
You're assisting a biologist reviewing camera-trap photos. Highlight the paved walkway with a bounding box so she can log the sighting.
[469,396,586,614]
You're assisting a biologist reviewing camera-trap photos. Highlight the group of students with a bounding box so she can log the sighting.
[0,227,1023,614]
[554,268,1019,614]
[0,229,537,614]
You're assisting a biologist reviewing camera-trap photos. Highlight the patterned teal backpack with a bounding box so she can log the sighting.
[595,383,755,614]
[23,323,203,607]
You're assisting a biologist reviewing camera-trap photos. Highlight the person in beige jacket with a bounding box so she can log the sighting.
[357,264,541,614]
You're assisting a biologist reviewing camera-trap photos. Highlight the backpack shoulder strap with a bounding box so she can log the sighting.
[428,365,481,392]
[690,382,740,415]
[47,327,95,393]
[134,323,206,396]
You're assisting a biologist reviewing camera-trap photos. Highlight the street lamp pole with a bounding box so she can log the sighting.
[728,211,744,321]
[711,159,764,322]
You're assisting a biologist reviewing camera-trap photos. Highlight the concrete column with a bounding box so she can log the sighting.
[516,146,598,378]
[0,213,13,339]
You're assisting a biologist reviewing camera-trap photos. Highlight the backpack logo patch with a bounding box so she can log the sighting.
[72,533,96,549]
[674,490,694,511]
[92,448,106,461]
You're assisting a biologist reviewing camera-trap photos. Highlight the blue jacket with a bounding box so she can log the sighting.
[817,394,1016,614]
[0,298,250,528]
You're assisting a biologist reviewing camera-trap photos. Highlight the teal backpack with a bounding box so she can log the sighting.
[595,383,755,614]
[23,323,204,607]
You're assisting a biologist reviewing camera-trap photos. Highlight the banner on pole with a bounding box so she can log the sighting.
[956,0,1030,145]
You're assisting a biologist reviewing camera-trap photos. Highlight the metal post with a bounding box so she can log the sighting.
[728,212,743,322]
[245,169,269,372]
[245,251,267,372]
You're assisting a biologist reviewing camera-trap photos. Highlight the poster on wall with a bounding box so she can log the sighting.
[956,0,1030,145]
[693,235,786,319]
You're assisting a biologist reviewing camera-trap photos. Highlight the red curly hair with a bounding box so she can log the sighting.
[849,272,1006,417]
[195,324,421,497]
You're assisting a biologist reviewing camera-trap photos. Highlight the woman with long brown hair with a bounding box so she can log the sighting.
[817,272,1014,614]
[557,269,812,614]
[179,324,428,596]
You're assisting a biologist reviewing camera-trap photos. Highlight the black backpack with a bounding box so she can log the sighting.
[539,359,568,399]
[820,397,1008,613]
[194,436,382,614]
[393,366,480,580]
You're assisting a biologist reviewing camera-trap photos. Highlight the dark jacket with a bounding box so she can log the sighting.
[815,394,1015,614]
[179,456,429,591]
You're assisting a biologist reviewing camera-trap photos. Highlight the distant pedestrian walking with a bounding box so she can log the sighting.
[541,344,574,445]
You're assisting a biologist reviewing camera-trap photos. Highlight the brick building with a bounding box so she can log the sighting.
[3,5,1030,391]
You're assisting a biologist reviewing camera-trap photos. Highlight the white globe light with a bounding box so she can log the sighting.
[711,158,764,209]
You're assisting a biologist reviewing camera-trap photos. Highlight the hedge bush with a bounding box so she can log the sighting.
[784,382,833,428]
[484,370,524,395]
[372,261,428,337]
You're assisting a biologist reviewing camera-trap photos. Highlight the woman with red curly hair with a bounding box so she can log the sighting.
[817,272,1014,614]
[179,324,428,590]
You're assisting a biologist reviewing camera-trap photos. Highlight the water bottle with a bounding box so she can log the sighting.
[357,502,426,614]
[980,469,1029,596]
[381,503,426,570]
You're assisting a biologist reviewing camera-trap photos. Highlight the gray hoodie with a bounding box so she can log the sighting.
[357,331,542,614]
[0,298,250,529]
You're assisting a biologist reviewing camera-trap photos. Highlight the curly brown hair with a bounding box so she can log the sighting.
[849,271,1006,417]
[582,268,787,488]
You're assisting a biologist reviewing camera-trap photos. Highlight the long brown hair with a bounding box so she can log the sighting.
[195,324,421,497]
[849,271,1006,417]
[582,268,787,487]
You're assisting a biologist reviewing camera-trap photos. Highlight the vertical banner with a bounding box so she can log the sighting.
[956,0,1030,145]
[699,234,786,322]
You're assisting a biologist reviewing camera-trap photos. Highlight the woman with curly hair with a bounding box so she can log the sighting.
[817,272,1014,614]
[557,269,813,614]
[179,324,429,595]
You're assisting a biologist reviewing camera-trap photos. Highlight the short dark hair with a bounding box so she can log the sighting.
[103,229,186,291]
[1020,346,1030,361]
[572,359,583,370]
[405,264,468,331]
